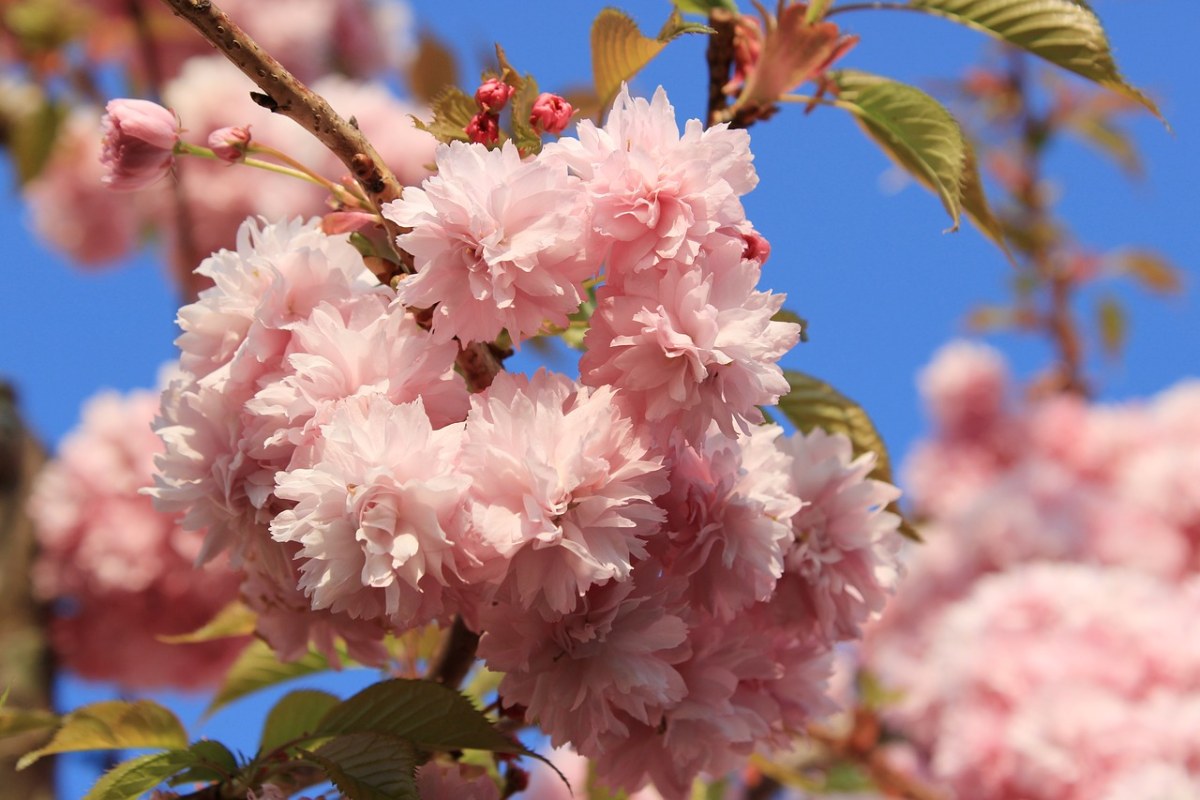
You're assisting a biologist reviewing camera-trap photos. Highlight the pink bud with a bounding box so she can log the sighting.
[207,125,251,163]
[529,93,573,135]
[474,77,515,113]
[465,112,499,146]
[741,228,771,267]
[99,98,180,191]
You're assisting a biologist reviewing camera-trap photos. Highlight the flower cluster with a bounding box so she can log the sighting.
[27,384,245,690]
[150,86,903,798]
[864,341,1200,797]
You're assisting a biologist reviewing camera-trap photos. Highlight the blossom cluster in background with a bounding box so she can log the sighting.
[140,86,904,799]
[862,341,1200,798]
[27,383,245,691]
[24,0,431,295]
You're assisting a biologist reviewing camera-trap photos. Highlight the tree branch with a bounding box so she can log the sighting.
[428,615,481,689]
[157,0,405,221]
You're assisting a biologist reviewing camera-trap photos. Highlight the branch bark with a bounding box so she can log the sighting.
[0,384,53,800]
[158,0,405,217]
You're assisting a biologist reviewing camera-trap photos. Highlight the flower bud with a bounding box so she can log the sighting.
[99,98,180,191]
[529,93,573,135]
[474,77,515,113]
[207,125,251,163]
[465,112,499,146]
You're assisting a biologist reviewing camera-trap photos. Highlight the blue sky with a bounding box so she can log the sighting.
[1,0,1195,794]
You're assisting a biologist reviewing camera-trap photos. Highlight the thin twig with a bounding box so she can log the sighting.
[157,0,405,230]
[826,1,915,17]
[807,722,947,800]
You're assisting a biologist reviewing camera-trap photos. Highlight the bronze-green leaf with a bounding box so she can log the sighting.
[591,7,712,110]
[305,733,419,800]
[906,0,1162,118]
[777,370,919,541]
[1096,295,1127,358]
[0,706,58,740]
[408,31,459,106]
[411,86,476,145]
[83,752,194,800]
[158,600,256,644]
[830,70,969,232]
[259,690,341,754]
[205,639,339,718]
[1114,249,1184,295]
[316,679,520,754]
[18,700,187,769]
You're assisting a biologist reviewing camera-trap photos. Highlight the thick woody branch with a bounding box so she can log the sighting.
[428,615,481,689]
[158,0,405,219]
[705,10,737,128]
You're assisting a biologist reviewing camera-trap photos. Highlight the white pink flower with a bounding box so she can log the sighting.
[100,98,179,191]
[458,371,667,615]
[543,85,755,281]
[581,237,798,443]
[384,141,597,345]
[270,395,467,628]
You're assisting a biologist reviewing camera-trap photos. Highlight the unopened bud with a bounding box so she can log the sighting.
[474,77,515,113]
[529,93,573,135]
[207,125,251,163]
[99,98,180,191]
[466,112,499,146]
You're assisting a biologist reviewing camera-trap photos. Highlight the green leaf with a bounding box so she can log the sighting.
[1114,250,1183,295]
[166,740,239,786]
[0,706,58,740]
[411,86,475,145]
[1096,295,1127,358]
[831,70,968,232]
[83,752,194,800]
[591,7,713,110]
[494,44,543,155]
[317,679,520,754]
[18,700,187,769]
[671,0,736,14]
[205,639,337,718]
[776,371,919,541]
[772,309,809,343]
[305,733,418,800]
[158,600,256,644]
[260,690,341,754]
[959,140,1013,259]
[9,97,67,185]
[906,0,1162,118]
[805,0,834,24]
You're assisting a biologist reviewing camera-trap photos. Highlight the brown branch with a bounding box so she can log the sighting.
[807,719,947,800]
[705,10,737,129]
[160,0,506,389]
[157,0,405,224]
[0,383,54,800]
[428,615,481,689]
[130,0,206,300]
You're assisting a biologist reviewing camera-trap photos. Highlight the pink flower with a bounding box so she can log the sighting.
[474,77,515,113]
[100,98,180,190]
[542,85,755,279]
[580,237,798,443]
[918,340,1011,441]
[530,93,574,135]
[775,427,903,644]
[26,109,150,266]
[208,125,252,162]
[478,568,690,752]
[29,384,245,691]
[654,425,799,620]
[466,112,500,145]
[383,141,597,345]
[889,564,1200,800]
[458,371,667,615]
[270,395,468,629]
[416,760,500,800]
